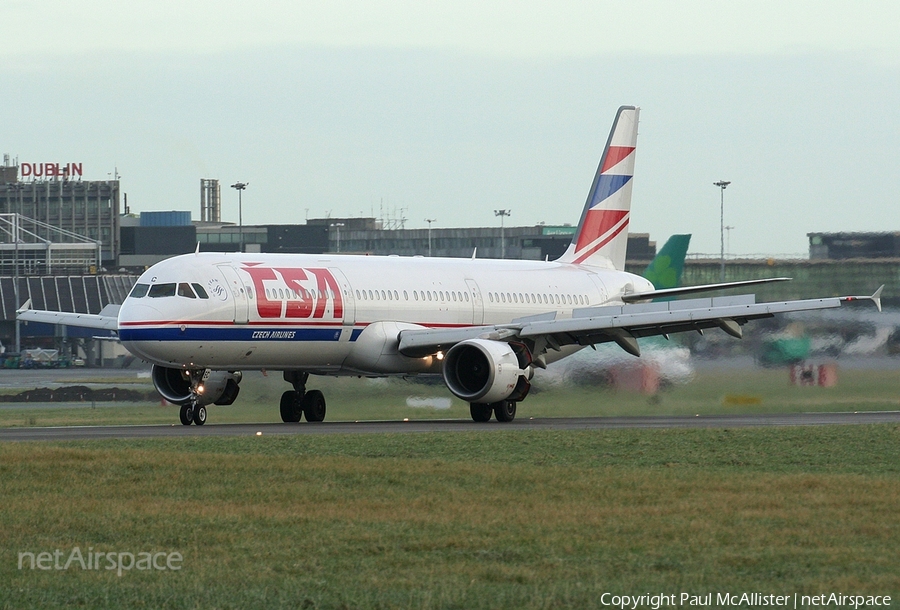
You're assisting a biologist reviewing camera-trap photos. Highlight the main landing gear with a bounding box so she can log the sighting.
[280,371,326,423]
[179,403,207,426]
[469,400,516,423]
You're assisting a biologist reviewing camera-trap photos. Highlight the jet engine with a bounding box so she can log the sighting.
[152,365,242,406]
[442,339,532,404]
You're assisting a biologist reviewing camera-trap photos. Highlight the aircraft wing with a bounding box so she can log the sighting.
[15,300,120,331]
[398,289,882,360]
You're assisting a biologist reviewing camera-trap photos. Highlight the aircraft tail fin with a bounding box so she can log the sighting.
[642,234,692,294]
[557,105,639,270]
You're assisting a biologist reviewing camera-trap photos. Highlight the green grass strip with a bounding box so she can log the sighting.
[2,425,899,608]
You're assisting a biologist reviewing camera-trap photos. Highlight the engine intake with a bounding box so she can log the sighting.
[152,365,242,406]
[442,339,531,404]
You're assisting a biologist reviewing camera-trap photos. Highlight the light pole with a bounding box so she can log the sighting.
[330,222,344,253]
[425,218,436,256]
[13,212,20,354]
[230,182,248,253]
[724,225,734,256]
[713,181,730,282]
[494,209,511,259]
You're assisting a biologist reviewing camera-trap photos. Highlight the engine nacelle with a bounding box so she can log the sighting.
[152,365,242,407]
[442,339,531,404]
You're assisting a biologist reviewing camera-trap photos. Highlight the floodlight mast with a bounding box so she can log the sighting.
[230,182,248,253]
[714,180,731,282]
[425,218,436,256]
[494,209,511,259]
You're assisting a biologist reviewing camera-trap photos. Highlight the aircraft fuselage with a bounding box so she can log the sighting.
[119,251,652,373]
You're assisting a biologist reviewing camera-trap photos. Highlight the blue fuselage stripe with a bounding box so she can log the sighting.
[119,327,347,342]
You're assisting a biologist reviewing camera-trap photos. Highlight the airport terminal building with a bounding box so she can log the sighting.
[1,159,898,365]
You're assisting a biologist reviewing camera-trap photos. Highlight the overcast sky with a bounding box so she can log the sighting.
[2,1,898,256]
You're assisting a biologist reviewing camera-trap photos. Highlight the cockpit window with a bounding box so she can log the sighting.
[128,283,150,299]
[191,283,209,299]
[148,283,177,298]
[177,283,196,298]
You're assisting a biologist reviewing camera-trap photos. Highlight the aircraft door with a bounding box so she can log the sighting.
[465,279,484,325]
[329,268,356,327]
[588,274,610,306]
[217,265,250,324]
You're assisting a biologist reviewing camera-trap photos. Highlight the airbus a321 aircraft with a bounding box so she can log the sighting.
[18,106,882,425]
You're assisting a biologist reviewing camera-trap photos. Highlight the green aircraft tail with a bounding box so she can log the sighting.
[642,234,692,292]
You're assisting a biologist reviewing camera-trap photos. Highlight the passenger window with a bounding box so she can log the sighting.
[129,283,150,299]
[177,283,196,298]
[148,283,177,298]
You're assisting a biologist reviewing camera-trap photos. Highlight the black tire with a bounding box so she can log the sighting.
[493,400,516,423]
[280,390,302,423]
[469,403,493,422]
[302,390,326,422]
[192,404,207,426]
[179,404,193,426]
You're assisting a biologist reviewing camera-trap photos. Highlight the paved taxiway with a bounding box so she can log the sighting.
[2,411,899,442]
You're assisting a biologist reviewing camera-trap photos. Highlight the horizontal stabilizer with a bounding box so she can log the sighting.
[621,277,791,303]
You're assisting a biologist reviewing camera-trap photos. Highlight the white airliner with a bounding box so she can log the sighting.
[17,106,882,425]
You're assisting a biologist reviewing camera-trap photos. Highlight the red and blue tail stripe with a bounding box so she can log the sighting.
[558,106,639,270]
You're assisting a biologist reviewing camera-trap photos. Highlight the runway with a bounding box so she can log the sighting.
[2,411,899,442]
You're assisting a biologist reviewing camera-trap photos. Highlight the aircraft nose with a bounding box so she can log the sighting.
[119,301,162,324]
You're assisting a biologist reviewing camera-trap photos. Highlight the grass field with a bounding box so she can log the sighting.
[1,366,899,428]
[2,425,900,609]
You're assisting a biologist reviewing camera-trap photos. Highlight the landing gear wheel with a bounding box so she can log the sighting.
[301,390,326,422]
[493,400,516,423]
[280,390,302,423]
[470,403,493,422]
[192,404,207,426]
[179,404,194,426]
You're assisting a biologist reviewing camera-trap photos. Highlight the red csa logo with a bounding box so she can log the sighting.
[241,265,343,320]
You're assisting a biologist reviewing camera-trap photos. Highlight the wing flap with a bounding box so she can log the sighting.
[520,296,842,344]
